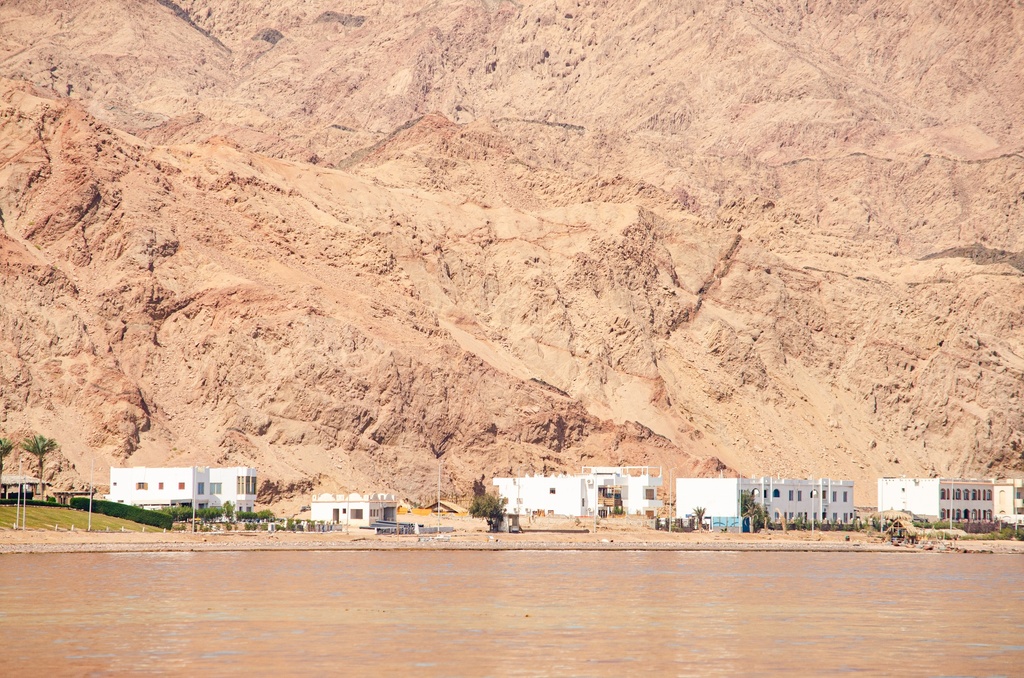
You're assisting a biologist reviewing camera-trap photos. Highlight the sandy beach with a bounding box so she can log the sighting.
[3,518,1022,555]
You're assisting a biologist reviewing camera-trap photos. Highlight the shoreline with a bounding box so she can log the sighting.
[3,529,1021,555]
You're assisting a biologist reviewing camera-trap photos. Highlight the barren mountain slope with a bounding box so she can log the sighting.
[1,0,1023,508]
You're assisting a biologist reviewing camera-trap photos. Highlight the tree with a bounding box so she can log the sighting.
[223,500,235,522]
[740,490,768,532]
[20,435,58,499]
[692,506,706,532]
[469,493,508,532]
[0,438,13,498]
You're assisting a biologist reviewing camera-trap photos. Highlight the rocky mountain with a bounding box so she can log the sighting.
[1,0,1022,508]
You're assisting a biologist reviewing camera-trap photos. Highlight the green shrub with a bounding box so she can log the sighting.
[69,498,173,529]
[158,505,195,522]
[196,507,224,522]
[0,499,67,507]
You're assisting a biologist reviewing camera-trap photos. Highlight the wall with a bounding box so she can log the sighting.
[675,478,739,520]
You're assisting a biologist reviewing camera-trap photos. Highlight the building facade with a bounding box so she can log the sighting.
[994,479,1024,524]
[877,477,997,522]
[310,492,397,527]
[675,477,856,528]
[107,466,258,512]
[493,466,663,518]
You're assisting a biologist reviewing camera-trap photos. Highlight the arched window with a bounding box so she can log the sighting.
[970,509,977,521]
[971,489,978,501]
[940,489,947,500]
[954,509,961,520]
[772,489,780,498]
[752,488,760,496]
[955,489,961,500]
[941,509,947,519]
[986,490,992,501]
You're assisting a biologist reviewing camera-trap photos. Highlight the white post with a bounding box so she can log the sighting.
[191,466,197,532]
[437,457,441,534]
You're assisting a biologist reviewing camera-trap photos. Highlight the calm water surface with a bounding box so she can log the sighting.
[1,551,1021,676]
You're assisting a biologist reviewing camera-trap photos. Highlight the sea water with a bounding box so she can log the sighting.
[1,550,1021,675]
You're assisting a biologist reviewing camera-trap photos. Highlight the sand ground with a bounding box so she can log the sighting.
[2,516,1021,555]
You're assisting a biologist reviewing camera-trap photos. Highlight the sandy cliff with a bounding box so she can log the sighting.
[1,0,1022,508]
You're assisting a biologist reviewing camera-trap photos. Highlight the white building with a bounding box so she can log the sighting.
[994,479,1024,524]
[310,492,397,527]
[878,478,996,522]
[675,477,856,529]
[107,466,258,512]
[493,466,663,518]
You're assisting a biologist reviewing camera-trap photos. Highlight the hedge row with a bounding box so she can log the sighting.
[69,497,173,529]
[0,499,62,508]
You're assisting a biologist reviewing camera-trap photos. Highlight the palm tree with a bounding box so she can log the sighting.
[20,435,58,499]
[693,506,706,532]
[0,438,13,499]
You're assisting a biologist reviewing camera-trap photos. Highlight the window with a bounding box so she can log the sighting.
[955,489,961,500]
[843,491,848,502]
[644,488,655,500]
[210,482,222,494]
[940,488,947,500]
[549,488,556,495]
[832,491,837,502]
[832,513,837,522]
[797,491,803,501]
[788,490,794,500]
[971,489,977,501]
[178,482,185,490]
[159,482,164,490]
[941,509,947,519]
[772,489,780,498]
[986,490,992,501]
[351,509,364,520]
[136,482,148,490]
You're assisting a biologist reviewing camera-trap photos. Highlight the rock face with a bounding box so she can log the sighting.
[0,1,1022,508]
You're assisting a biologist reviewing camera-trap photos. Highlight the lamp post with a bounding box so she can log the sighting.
[191,466,197,533]
[668,469,675,533]
[437,456,442,535]
[88,457,94,532]
[16,458,22,530]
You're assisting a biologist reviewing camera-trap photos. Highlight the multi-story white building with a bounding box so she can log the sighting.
[994,479,1024,524]
[310,492,397,527]
[877,477,996,522]
[675,477,856,529]
[107,466,258,512]
[494,466,663,518]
